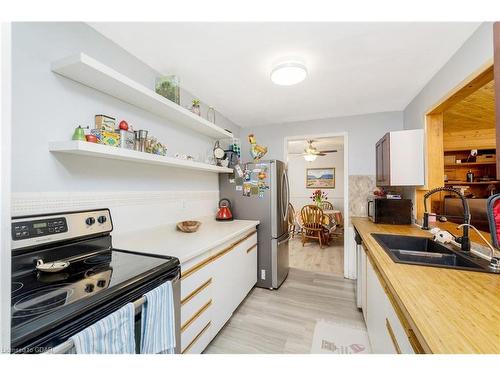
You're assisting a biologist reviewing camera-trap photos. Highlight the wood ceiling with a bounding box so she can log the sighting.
[444,80,495,131]
[443,79,496,150]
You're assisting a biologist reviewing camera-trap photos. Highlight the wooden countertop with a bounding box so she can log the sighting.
[351,217,500,354]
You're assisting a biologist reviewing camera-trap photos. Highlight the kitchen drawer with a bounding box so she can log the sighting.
[181,278,212,325]
[181,299,212,353]
[182,321,212,354]
[181,256,213,300]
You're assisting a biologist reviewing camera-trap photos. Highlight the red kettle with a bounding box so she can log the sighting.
[216,198,233,221]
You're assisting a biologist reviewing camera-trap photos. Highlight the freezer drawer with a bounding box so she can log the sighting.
[272,232,290,289]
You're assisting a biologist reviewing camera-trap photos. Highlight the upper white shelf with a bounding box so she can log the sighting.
[51,53,233,139]
[49,141,233,173]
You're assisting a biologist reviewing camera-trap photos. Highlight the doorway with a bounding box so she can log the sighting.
[283,133,348,276]
[416,63,495,234]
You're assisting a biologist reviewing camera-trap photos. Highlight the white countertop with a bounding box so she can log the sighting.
[112,217,259,264]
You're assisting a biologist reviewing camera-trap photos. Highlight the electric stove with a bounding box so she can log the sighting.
[11,209,180,353]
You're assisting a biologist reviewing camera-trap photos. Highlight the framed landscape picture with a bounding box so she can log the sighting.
[306,167,335,189]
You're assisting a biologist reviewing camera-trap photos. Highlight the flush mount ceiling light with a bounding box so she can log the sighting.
[271,61,307,86]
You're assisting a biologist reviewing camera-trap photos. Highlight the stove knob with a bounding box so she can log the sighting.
[97,216,107,224]
[85,217,96,226]
[97,279,106,288]
[84,283,95,293]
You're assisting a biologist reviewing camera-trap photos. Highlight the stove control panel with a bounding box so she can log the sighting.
[12,217,68,240]
[11,209,113,250]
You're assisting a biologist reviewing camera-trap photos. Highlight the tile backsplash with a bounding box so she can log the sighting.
[349,175,376,217]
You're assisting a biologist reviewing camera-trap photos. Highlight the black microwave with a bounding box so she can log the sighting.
[367,197,412,225]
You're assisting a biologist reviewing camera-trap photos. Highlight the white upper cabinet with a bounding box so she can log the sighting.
[376,129,424,186]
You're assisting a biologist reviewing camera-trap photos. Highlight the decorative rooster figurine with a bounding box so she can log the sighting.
[248,134,268,161]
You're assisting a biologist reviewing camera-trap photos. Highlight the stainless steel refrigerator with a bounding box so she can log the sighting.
[219,159,290,289]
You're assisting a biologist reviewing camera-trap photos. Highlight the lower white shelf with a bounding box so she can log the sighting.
[49,141,233,173]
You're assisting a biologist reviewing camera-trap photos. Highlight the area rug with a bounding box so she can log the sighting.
[310,320,371,354]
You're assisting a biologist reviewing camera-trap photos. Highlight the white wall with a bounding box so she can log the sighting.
[11,22,242,230]
[241,111,403,175]
[1,22,12,353]
[404,22,493,130]
[287,151,344,214]
[12,22,240,194]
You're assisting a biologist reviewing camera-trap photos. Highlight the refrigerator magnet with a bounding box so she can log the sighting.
[234,164,244,177]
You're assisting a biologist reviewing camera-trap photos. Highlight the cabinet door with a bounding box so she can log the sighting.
[375,133,390,186]
[360,245,367,322]
[211,231,258,336]
[366,256,396,353]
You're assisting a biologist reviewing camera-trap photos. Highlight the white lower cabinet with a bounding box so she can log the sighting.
[364,250,416,354]
[179,229,258,354]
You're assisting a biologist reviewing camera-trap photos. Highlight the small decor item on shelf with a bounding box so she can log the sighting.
[116,129,135,149]
[118,120,129,131]
[207,106,216,123]
[90,128,102,142]
[143,137,167,156]
[310,189,328,205]
[136,130,148,152]
[95,114,115,132]
[101,131,120,147]
[155,75,180,104]
[466,170,475,183]
[213,140,225,165]
[85,134,98,143]
[248,134,268,161]
[72,126,87,141]
[191,99,201,116]
[231,138,241,157]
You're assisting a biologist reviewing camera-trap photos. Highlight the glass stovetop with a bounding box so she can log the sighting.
[11,249,173,329]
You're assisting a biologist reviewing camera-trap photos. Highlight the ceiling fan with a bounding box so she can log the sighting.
[290,140,337,161]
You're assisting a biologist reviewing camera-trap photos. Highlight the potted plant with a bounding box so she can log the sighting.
[310,189,328,205]
[191,99,201,116]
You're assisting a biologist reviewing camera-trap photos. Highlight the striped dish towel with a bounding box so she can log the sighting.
[71,303,136,354]
[140,281,176,354]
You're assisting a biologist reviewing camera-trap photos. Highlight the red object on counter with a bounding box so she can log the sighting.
[216,198,233,221]
[119,120,129,131]
[85,134,98,143]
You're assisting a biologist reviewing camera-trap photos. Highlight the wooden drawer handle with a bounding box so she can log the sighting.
[182,321,211,354]
[181,299,212,333]
[181,278,212,306]
[246,244,257,253]
[386,318,401,354]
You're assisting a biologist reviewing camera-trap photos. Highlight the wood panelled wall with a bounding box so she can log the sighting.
[494,22,500,177]
[443,80,496,151]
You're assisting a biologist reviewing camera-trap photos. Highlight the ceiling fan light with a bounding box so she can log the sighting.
[271,62,307,86]
[304,154,317,162]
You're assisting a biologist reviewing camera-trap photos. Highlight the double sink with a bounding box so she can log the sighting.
[372,234,496,273]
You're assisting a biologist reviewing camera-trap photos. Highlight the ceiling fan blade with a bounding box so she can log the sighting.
[320,150,338,153]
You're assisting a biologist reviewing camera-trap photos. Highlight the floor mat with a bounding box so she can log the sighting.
[310,320,371,354]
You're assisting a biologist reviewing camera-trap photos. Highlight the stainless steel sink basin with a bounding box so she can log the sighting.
[371,233,495,273]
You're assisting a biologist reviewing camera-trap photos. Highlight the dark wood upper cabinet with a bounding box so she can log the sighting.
[494,22,500,178]
[375,133,391,186]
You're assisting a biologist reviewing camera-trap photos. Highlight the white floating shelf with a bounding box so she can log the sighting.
[51,53,233,139]
[49,141,233,173]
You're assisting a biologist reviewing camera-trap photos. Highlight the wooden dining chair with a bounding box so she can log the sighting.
[300,205,329,248]
[288,203,297,238]
[319,201,334,210]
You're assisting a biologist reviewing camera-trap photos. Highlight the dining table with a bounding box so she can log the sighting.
[322,209,343,226]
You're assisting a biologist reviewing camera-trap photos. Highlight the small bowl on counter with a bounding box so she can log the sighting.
[177,220,202,233]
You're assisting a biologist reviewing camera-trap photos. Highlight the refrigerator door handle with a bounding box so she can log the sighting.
[278,233,290,246]
[284,171,290,220]
[281,171,289,222]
